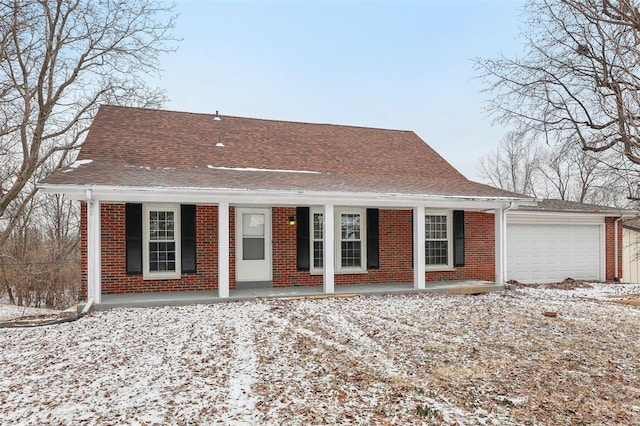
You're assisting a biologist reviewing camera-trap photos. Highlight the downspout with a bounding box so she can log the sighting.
[614,216,622,282]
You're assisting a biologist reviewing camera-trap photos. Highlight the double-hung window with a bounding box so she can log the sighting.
[312,211,324,270]
[339,210,364,271]
[143,204,181,279]
[425,211,453,269]
[310,208,366,273]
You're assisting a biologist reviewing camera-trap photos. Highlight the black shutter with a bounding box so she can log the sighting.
[181,204,197,273]
[125,203,143,274]
[296,207,310,270]
[453,210,465,267]
[366,208,379,269]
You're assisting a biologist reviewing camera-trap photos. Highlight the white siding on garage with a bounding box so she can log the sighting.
[507,223,603,283]
[622,227,640,283]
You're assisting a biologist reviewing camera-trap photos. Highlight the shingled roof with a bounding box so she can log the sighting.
[516,199,633,215]
[41,105,527,199]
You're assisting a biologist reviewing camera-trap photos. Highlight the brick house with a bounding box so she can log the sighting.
[40,105,538,304]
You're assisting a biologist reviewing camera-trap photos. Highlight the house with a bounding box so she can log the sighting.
[507,199,635,283]
[40,105,549,305]
[622,218,640,283]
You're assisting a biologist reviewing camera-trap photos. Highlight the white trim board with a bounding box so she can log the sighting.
[39,184,534,211]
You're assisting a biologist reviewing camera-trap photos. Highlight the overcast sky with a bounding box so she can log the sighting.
[152,0,525,180]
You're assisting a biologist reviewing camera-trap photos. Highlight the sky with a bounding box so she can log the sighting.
[150,0,526,180]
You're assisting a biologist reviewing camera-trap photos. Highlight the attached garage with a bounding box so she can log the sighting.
[507,220,604,283]
[506,200,632,284]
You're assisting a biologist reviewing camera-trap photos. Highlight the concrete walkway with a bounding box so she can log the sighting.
[96,281,504,310]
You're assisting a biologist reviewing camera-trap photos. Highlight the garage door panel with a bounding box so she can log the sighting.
[507,223,602,283]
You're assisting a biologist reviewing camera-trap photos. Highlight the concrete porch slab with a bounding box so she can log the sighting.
[95,280,504,310]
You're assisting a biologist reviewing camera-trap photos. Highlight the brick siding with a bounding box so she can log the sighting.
[605,217,623,281]
[82,203,220,295]
[81,204,501,294]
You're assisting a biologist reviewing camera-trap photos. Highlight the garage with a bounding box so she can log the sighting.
[507,221,604,284]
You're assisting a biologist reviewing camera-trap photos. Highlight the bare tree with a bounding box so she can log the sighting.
[475,0,640,169]
[477,130,543,196]
[479,131,636,207]
[0,0,177,247]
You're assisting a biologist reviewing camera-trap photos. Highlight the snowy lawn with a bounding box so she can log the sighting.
[0,304,60,322]
[1,284,640,425]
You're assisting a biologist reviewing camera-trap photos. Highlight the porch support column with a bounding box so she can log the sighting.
[86,197,101,304]
[495,206,506,286]
[413,205,426,289]
[218,202,230,298]
[323,203,335,294]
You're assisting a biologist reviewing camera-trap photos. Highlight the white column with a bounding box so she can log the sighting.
[323,203,335,294]
[413,205,426,290]
[87,199,102,303]
[495,206,506,286]
[218,202,230,298]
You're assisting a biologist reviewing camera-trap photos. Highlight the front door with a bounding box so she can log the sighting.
[236,208,272,286]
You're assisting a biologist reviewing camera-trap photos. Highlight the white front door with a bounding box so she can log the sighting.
[236,208,272,283]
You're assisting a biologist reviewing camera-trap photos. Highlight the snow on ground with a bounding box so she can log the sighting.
[1,285,640,425]
[0,304,60,322]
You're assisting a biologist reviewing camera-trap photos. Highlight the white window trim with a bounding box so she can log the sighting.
[425,210,453,271]
[310,208,324,275]
[336,208,367,273]
[310,207,368,275]
[143,203,181,280]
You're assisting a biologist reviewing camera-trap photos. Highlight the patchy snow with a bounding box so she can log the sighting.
[0,304,60,321]
[517,282,640,301]
[1,287,640,425]
[62,159,93,172]
[207,165,321,174]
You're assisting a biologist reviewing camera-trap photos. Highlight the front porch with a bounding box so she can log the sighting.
[82,200,513,305]
[95,280,504,310]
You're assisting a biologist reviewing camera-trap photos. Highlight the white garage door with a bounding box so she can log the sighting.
[507,223,603,283]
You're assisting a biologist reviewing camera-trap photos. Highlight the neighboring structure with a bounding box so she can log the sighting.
[41,105,536,304]
[507,199,635,283]
[622,219,640,283]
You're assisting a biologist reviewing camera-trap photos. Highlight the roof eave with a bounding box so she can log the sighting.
[38,183,535,210]
[509,208,637,218]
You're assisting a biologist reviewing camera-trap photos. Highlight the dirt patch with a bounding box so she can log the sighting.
[607,293,640,306]
[509,277,595,290]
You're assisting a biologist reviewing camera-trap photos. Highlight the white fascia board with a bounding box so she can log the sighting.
[38,183,532,210]
[507,210,609,224]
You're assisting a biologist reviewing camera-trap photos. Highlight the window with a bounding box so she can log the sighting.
[143,204,181,279]
[340,212,363,269]
[309,208,366,273]
[425,211,452,268]
[242,213,266,260]
[312,211,324,269]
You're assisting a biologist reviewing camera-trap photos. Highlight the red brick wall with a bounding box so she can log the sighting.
[283,210,495,285]
[283,209,416,286]
[425,211,496,282]
[605,217,623,281]
[82,203,220,294]
[81,204,499,295]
